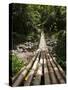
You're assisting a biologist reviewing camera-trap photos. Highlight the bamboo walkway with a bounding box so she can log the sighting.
[12,31,66,86]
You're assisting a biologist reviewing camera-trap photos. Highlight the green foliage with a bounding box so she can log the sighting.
[43,6,66,33]
[10,4,66,49]
[10,3,66,74]
[9,54,24,76]
[54,31,66,72]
